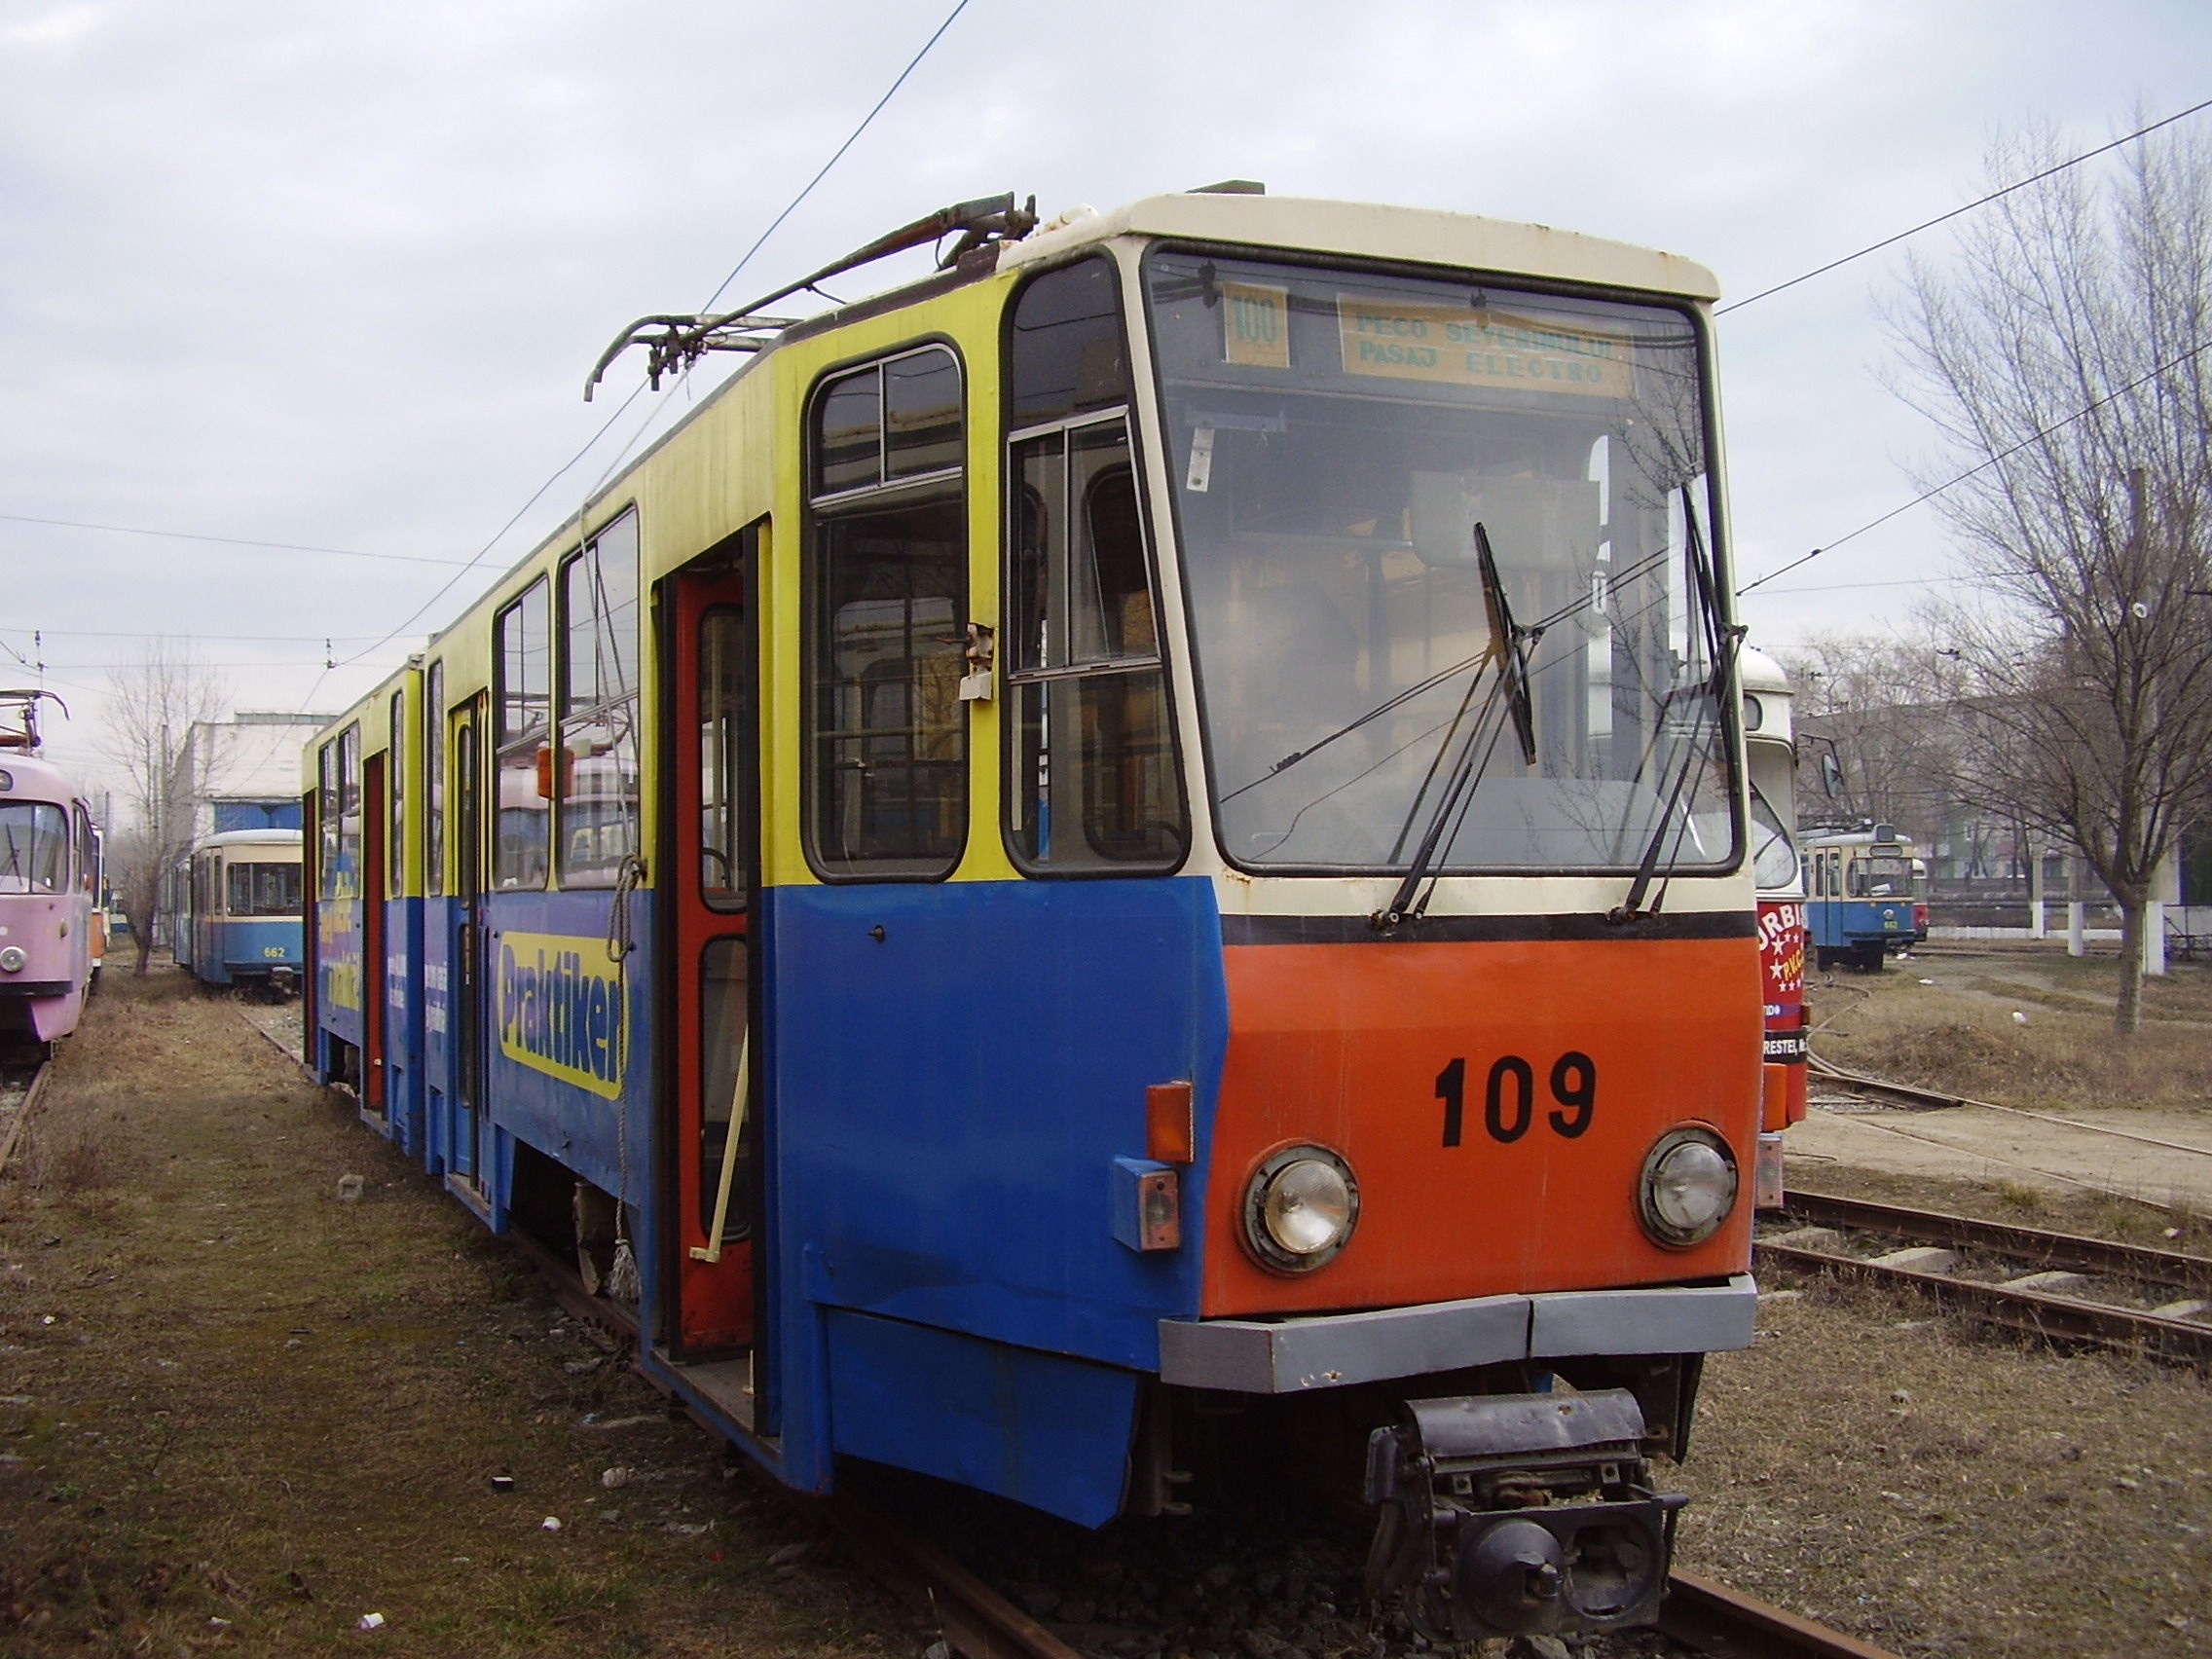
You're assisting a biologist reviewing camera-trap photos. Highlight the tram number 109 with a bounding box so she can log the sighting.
[1432,1052,1596,1147]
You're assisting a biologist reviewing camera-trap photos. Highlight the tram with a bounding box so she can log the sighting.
[1739,648,1806,1206]
[172,829,306,994]
[306,189,1765,1642]
[0,690,98,1055]
[1804,826,1929,971]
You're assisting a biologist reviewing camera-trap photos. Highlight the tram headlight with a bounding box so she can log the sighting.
[1636,1126,1738,1248]
[0,945,24,974]
[1241,1145,1359,1272]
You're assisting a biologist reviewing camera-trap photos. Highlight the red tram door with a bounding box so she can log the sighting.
[662,543,758,1356]
[363,754,388,1122]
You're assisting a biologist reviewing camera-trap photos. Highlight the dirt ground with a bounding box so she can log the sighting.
[2,952,2208,1658]
[0,968,912,1658]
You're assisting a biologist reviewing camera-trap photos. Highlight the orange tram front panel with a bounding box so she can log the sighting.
[1202,929,1762,1318]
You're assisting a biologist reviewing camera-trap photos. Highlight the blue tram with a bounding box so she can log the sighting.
[173,829,306,993]
[1803,825,1928,972]
[306,190,1769,1641]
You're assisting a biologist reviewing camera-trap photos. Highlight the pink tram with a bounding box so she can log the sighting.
[0,691,100,1056]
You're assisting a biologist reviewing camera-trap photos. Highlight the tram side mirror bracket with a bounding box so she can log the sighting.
[959,622,996,702]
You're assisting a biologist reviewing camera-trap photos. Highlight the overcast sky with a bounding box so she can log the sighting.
[4,0,2207,792]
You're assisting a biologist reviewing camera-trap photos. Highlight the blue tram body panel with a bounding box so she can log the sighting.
[382,898,425,1158]
[214,918,303,982]
[315,895,365,1052]
[756,876,1231,1523]
[768,876,1227,1359]
[1807,897,1911,951]
[480,890,656,1209]
[421,898,454,1177]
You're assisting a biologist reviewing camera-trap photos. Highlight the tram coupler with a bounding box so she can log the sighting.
[1362,1389,1684,1641]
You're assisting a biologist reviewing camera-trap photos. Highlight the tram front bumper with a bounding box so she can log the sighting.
[1157,1274,1755,1393]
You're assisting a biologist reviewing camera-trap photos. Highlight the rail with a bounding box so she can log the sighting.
[1763,1189,2212,1368]
[1660,1567,1907,1659]
[0,1056,55,1181]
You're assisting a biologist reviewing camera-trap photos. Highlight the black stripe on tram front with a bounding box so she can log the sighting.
[1219,911,1760,946]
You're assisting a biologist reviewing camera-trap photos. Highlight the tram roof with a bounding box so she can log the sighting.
[1001,193,1721,303]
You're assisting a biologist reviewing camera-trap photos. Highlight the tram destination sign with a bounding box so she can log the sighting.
[1336,298,1632,397]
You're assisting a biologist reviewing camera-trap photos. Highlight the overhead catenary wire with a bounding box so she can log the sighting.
[1718,94,2212,315]
[0,513,478,568]
[1739,335,2212,594]
[316,0,975,701]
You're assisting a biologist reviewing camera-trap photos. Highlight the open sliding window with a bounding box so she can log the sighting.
[803,345,968,879]
[316,738,342,900]
[558,510,641,885]
[494,579,551,890]
[1004,256,1186,872]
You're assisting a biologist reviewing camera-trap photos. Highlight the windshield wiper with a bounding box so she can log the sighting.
[1371,523,1542,931]
[1607,485,1742,924]
[1476,522,1539,770]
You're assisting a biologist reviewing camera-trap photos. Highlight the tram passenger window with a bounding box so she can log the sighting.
[699,608,750,907]
[389,687,406,892]
[697,937,750,1238]
[317,740,340,899]
[885,352,962,478]
[804,345,969,880]
[1003,259,1186,873]
[74,804,96,893]
[229,861,301,917]
[495,578,551,890]
[424,660,445,896]
[336,723,362,897]
[559,511,641,887]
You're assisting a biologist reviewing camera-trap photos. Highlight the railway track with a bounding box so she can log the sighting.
[479,1095,1917,1659]
[0,1055,54,1181]
[1762,1188,2212,1367]
[839,1497,1910,1659]
[498,1215,1912,1659]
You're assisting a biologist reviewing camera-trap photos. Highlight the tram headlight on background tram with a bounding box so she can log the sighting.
[0,945,24,974]
[1242,1144,1359,1272]
[1636,1125,1738,1247]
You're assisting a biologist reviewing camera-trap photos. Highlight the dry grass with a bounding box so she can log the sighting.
[1812,952,2212,1111]
[0,966,917,1658]
[1678,1282,2212,1659]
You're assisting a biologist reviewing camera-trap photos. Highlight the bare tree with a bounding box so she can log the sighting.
[1780,631,1957,840]
[1888,118,2212,1033]
[101,640,225,975]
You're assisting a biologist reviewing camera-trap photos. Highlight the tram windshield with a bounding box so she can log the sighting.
[0,802,68,893]
[1749,785,1799,893]
[227,861,302,917]
[1849,853,1918,899]
[1144,252,1737,874]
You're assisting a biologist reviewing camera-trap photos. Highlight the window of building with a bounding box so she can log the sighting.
[494,578,551,889]
[1004,260,1185,872]
[804,345,968,879]
[558,511,641,885]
